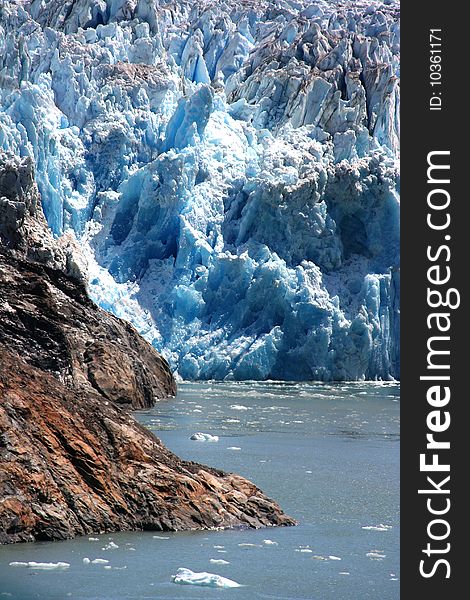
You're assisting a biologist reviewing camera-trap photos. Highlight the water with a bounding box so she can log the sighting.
[0,382,400,599]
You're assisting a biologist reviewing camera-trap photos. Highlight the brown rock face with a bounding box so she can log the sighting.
[0,153,295,543]
[0,349,294,543]
[0,252,176,409]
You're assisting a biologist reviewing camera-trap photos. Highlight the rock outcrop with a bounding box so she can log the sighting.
[0,154,295,543]
[0,348,293,543]
[0,152,175,409]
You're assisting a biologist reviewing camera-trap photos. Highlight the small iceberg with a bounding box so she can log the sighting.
[102,541,119,550]
[209,559,230,565]
[189,432,219,442]
[263,540,278,546]
[366,551,386,559]
[9,561,70,570]
[171,567,241,588]
[91,558,109,565]
[362,524,392,532]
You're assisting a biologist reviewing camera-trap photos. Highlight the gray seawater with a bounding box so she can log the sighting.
[0,382,399,600]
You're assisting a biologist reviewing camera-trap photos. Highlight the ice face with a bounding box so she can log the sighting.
[0,0,400,381]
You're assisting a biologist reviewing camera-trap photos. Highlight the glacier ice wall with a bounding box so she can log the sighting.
[0,0,400,381]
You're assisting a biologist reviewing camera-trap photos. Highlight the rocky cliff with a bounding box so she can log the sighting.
[0,154,295,543]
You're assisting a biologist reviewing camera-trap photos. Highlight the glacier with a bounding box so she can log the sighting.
[0,0,400,381]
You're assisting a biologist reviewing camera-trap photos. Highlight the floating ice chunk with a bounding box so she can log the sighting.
[329,555,342,560]
[339,571,351,575]
[238,543,262,548]
[104,565,112,570]
[30,562,70,570]
[366,552,386,559]
[230,405,249,411]
[263,540,278,546]
[88,537,100,541]
[362,524,392,531]
[209,559,230,565]
[102,541,119,550]
[153,536,170,540]
[9,561,70,570]
[312,555,328,560]
[189,432,219,442]
[299,549,313,553]
[91,559,109,565]
[171,567,241,588]
[83,557,91,564]
[213,545,225,549]
[227,446,241,450]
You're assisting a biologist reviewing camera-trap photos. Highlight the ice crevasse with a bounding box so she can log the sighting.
[0,0,400,381]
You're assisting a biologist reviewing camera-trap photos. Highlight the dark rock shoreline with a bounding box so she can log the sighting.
[0,154,295,544]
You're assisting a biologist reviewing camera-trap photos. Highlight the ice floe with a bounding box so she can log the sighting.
[9,561,70,570]
[366,551,386,560]
[362,524,392,531]
[209,559,230,565]
[171,567,241,588]
[91,558,109,565]
[189,432,219,442]
[263,540,278,546]
[102,541,119,550]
